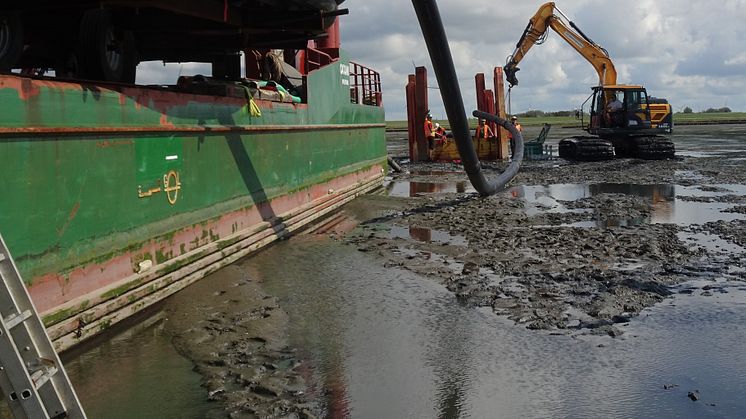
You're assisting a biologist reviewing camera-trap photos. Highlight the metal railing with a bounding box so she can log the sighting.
[349,61,382,107]
[305,48,334,73]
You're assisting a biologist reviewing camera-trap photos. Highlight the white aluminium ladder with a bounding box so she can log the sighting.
[0,234,86,419]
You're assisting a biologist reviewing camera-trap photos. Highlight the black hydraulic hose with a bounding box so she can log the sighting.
[411,0,523,196]
[474,110,524,187]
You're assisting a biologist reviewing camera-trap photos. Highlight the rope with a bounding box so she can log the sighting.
[264,52,285,83]
[240,85,262,117]
[249,98,262,117]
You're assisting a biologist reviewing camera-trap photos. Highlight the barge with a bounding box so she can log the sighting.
[0,1,385,350]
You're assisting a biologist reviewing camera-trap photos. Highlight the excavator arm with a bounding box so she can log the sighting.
[505,2,617,88]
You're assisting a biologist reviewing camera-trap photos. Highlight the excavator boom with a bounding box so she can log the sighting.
[505,2,617,87]
[504,2,675,161]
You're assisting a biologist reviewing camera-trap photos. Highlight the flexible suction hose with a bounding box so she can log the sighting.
[411,0,523,196]
[474,110,524,189]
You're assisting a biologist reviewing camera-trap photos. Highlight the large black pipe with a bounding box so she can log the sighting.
[474,110,524,187]
[411,0,523,196]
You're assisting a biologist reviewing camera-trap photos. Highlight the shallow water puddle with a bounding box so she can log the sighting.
[389,224,468,246]
[678,184,746,197]
[674,170,704,180]
[251,237,746,418]
[513,183,746,227]
[677,231,745,255]
[676,151,724,158]
[409,170,464,176]
[385,180,475,197]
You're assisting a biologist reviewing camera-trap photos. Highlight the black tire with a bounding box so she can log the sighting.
[558,139,577,160]
[559,137,614,161]
[77,9,134,82]
[0,11,24,71]
[631,136,675,160]
[613,144,633,158]
[121,31,137,84]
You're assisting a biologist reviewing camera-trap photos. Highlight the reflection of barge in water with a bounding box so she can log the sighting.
[0,1,385,350]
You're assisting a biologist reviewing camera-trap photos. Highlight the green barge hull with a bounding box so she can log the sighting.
[0,56,386,350]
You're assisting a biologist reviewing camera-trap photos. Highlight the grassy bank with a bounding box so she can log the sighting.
[385,117,577,130]
[386,112,746,130]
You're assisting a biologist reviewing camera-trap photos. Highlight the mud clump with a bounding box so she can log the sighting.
[162,265,321,419]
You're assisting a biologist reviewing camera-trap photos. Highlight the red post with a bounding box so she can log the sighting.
[475,73,486,113]
[483,89,496,133]
[317,17,340,59]
[406,74,417,161]
[414,66,429,162]
[493,67,510,159]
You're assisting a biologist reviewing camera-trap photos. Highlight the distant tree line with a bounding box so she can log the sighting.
[515,110,579,118]
[681,106,732,114]
[516,107,735,116]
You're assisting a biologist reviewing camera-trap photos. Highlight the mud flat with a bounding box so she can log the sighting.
[161,265,321,418]
[361,127,746,338]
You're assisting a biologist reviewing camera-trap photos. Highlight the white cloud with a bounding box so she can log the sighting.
[725,54,746,66]
[133,1,746,119]
[340,0,746,119]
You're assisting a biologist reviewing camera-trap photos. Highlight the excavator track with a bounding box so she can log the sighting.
[628,136,675,160]
[558,137,615,162]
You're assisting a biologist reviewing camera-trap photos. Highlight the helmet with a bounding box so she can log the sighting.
[435,123,440,128]
[511,116,518,120]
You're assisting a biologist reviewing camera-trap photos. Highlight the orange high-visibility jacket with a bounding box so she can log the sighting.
[507,123,522,139]
[424,119,435,137]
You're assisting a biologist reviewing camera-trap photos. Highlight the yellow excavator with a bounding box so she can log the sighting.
[505,2,674,160]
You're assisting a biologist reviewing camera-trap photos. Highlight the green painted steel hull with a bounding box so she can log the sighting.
[0,55,386,349]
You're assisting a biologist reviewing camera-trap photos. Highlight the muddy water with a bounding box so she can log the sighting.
[62,314,210,419]
[512,183,746,227]
[244,232,746,418]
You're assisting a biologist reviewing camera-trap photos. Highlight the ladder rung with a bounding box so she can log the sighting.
[0,233,87,418]
[4,310,33,330]
[31,366,58,390]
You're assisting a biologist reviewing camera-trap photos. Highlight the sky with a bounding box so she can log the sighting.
[137,0,746,121]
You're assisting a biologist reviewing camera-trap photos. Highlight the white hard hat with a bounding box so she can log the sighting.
[435,123,440,128]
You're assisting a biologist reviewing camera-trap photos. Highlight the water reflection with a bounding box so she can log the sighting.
[677,231,745,255]
[245,235,746,418]
[389,225,468,246]
[512,183,746,227]
[386,180,474,197]
[430,308,474,419]
[61,313,210,419]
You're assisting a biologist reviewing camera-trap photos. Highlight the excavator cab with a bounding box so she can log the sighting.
[587,85,653,134]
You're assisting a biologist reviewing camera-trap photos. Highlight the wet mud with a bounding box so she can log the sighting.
[162,265,320,418]
[347,129,746,338]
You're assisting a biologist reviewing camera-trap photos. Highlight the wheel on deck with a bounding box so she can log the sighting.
[0,11,24,71]
[559,137,615,162]
[629,136,675,160]
[121,31,137,84]
[77,9,136,82]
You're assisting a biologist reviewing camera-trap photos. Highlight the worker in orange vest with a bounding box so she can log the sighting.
[434,123,448,145]
[476,120,494,140]
[424,112,436,158]
[508,115,523,156]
